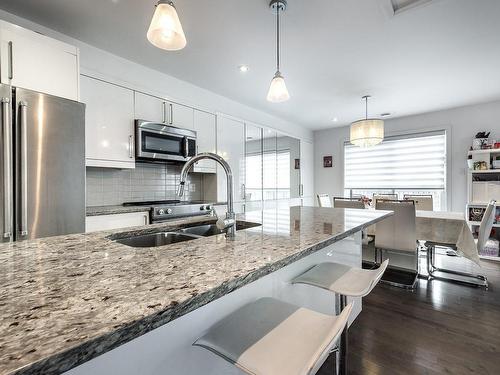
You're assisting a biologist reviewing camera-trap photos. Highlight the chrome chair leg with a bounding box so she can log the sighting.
[427,244,488,288]
[338,295,348,375]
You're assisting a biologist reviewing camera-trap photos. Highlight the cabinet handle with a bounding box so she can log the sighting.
[8,41,13,80]
[128,135,134,158]
[299,184,304,197]
[162,101,166,123]
[242,183,246,200]
[143,213,148,225]
[169,103,173,125]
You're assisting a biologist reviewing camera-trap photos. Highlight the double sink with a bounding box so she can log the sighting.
[114,221,260,248]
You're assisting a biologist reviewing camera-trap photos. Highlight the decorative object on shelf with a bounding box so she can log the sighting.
[323,155,333,168]
[350,95,384,147]
[473,161,488,170]
[467,150,473,169]
[495,142,500,149]
[472,132,490,150]
[469,207,486,222]
[267,0,290,103]
[147,0,187,51]
[493,156,500,169]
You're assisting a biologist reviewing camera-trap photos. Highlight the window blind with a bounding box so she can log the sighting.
[344,132,446,189]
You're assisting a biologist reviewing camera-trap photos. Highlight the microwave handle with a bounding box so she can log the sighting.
[183,137,189,158]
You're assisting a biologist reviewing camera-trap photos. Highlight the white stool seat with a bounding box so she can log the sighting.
[292,260,389,297]
[194,297,353,375]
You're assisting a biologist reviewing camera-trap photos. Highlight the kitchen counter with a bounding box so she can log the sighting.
[86,205,151,216]
[0,206,391,375]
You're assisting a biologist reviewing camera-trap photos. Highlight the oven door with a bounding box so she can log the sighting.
[136,121,196,161]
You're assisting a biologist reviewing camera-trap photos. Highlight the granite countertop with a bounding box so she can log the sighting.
[86,205,152,216]
[0,206,392,375]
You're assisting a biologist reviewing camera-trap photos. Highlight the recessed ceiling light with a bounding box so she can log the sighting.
[238,65,250,73]
[332,117,338,122]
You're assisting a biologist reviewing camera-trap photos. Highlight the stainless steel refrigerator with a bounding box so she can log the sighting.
[0,84,85,242]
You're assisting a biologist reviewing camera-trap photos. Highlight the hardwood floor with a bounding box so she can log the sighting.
[318,254,500,375]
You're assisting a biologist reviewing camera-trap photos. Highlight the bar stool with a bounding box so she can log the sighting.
[193,297,353,375]
[292,259,389,375]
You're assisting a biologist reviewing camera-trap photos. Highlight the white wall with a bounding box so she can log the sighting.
[314,99,500,212]
[0,9,313,143]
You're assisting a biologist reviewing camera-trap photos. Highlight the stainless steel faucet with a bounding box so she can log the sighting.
[178,152,236,239]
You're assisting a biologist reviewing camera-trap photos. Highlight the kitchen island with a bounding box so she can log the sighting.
[0,206,391,375]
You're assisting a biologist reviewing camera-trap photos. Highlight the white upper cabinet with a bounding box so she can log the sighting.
[81,75,135,169]
[170,102,194,130]
[134,91,193,129]
[0,21,79,101]
[134,92,165,123]
[216,114,246,203]
[193,110,216,173]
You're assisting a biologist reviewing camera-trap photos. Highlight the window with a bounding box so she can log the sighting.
[343,131,447,210]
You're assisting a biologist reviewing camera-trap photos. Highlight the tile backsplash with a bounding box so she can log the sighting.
[86,163,202,207]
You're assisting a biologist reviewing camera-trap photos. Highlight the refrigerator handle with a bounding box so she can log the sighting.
[19,101,28,237]
[1,97,12,240]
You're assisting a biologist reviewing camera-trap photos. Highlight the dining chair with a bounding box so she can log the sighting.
[372,193,398,205]
[404,194,434,211]
[333,197,365,209]
[426,200,496,288]
[374,199,418,289]
[317,194,332,208]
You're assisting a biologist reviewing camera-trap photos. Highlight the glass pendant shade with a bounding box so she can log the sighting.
[267,72,290,103]
[147,1,186,51]
[350,119,384,147]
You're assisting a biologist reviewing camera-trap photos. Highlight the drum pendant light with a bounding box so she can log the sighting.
[267,0,290,103]
[147,1,187,51]
[350,96,384,147]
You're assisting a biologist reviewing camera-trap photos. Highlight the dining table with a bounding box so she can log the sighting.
[367,209,479,265]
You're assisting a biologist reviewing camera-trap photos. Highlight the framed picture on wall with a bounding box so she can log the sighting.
[323,156,333,168]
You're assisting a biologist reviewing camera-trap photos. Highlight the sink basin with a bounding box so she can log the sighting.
[179,221,261,237]
[179,224,225,237]
[115,232,200,248]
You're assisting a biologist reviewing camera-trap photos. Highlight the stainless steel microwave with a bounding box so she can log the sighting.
[135,120,197,162]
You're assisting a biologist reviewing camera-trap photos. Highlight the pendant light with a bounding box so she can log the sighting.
[147,1,187,51]
[267,0,290,103]
[350,96,384,147]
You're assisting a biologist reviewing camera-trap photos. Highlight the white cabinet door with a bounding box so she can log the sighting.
[82,76,135,169]
[300,140,314,200]
[217,115,245,203]
[86,212,149,233]
[170,102,194,130]
[0,21,79,101]
[134,92,166,123]
[193,110,216,173]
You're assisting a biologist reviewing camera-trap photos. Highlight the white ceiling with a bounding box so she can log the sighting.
[2,0,500,130]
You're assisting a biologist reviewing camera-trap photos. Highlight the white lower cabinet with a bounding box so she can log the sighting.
[86,212,149,233]
[82,76,135,169]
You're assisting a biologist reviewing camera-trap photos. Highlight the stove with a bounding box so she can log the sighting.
[123,200,215,222]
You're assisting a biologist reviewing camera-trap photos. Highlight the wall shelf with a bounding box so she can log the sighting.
[469,169,500,174]
[479,255,500,262]
[468,149,500,156]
